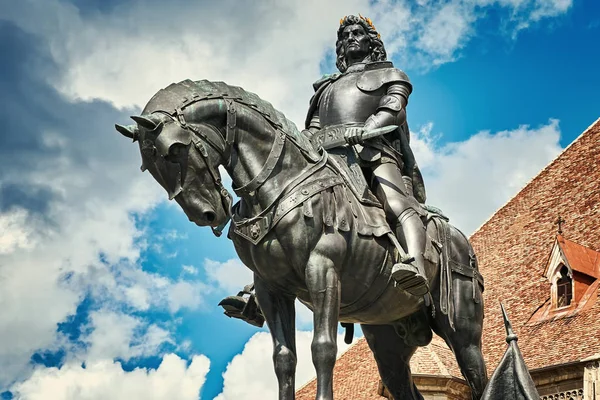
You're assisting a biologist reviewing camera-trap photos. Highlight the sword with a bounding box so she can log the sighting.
[312,125,398,150]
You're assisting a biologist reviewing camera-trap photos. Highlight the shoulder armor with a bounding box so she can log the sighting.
[357,63,412,93]
[313,73,340,91]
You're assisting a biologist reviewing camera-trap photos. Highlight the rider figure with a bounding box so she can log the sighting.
[219,15,429,322]
[302,15,429,296]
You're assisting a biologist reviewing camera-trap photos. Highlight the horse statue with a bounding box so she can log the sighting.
[115,79,487,400]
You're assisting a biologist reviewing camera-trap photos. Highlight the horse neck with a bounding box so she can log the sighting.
[186,99,311,209]
[223,105,311,210]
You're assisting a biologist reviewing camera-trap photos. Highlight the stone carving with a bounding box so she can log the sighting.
[541,389,584,400]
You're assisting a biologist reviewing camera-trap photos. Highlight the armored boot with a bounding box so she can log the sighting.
[391,208,429,296]
[218,284,265,327]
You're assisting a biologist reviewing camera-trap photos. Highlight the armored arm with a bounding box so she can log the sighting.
[301,112,321,140]
[345,65,412,145]
[363,83,411,132]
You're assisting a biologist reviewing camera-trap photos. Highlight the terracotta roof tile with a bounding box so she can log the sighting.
[471,117,600,370]
[296,336,461,399]
[557,234,600,278]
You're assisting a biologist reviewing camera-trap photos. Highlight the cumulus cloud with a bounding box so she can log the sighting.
[412,119,563,234]
[415,2,476,65]
[82,311,173,362]
[2,0,572,125]
[11,354,210,400]
[216,331,350,400]
[203,258,254,293]
[0,22,203,388]
[0,209,34,254]
[181,265,199,275]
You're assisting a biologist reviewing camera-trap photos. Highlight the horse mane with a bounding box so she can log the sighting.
[141,79,302,140]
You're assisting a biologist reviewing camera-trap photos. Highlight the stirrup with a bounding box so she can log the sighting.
[392,263,430,296]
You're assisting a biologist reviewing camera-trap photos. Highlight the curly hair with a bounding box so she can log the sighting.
[336,15,387,73]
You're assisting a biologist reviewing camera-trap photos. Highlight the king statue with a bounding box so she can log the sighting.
[219,14,430,324]
[302,14,429,296]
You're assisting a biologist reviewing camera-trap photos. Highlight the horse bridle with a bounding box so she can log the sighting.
[148,96,291,237]
[149,106,235,237]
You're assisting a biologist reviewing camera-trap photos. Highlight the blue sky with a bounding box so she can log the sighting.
[0,0,599,399]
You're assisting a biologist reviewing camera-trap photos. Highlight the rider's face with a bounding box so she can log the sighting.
[342,24,370,62]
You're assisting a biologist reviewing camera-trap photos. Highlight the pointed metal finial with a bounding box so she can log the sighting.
[500,303,518,343]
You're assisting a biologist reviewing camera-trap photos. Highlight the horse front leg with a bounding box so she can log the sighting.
[254,275,297,400]
[306,253,341,400]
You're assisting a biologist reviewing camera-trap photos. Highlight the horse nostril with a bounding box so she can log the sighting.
[204,212,216,223]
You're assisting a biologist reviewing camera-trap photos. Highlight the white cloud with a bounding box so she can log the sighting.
[11,353,210,400]
[415,2,475,65]
[0,208,35,254]
[203,258,253,293]
[182,265,199,275]
[0,72,199,388]
[165,280,204,314]
[216,331,350,400]
[529,0,573,22]
[94,267,206,313]
[82,311,172,363]
[412,119,563,234]
[3,0,572,125]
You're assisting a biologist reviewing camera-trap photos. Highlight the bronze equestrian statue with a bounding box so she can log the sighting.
[115,15,487,400]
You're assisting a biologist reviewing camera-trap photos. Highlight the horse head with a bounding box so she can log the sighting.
[116,112,232,228]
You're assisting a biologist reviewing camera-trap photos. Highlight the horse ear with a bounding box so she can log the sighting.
[115,124,139,141]
[131,115,159,130]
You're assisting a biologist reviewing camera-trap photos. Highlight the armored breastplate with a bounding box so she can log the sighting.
[318,69,384,128]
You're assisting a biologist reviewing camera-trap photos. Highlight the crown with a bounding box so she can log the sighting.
[339,14,380,39]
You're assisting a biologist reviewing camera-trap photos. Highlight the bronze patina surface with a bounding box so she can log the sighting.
[115,15,500,400]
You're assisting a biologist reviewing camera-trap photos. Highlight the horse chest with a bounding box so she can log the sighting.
[232,227,305,284]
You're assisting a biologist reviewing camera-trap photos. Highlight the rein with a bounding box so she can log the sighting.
[152,99,236,237]
[152,94,317,237]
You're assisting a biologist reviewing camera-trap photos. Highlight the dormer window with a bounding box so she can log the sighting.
[556,266,573,308]
[528,234,600,325]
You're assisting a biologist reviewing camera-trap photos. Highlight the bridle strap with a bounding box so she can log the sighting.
[152,110,234,233]
[186,123,231,168]
[225,98,237,146]
[232,129,286,197]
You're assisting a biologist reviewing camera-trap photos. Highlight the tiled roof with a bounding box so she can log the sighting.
[296,335,462,399]
[557,234,600,278]
[471,117,600,370]
[471,120,600,369]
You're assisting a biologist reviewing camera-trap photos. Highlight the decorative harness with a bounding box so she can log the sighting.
[148,92,339,242]
[147,94,238,236]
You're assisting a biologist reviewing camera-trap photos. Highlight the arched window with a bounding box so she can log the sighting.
[556,266,573,308]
